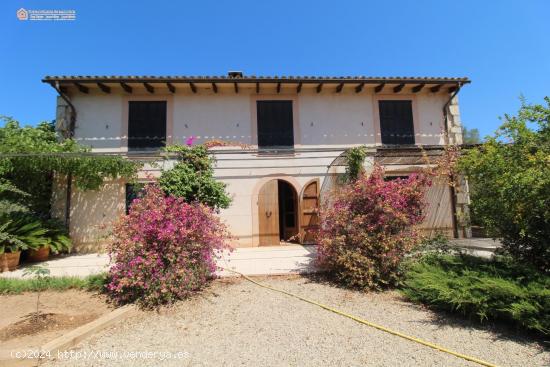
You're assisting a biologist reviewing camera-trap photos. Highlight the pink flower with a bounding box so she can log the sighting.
[315,165,430,289]
[185,136,196,146]
[106,183,232,308]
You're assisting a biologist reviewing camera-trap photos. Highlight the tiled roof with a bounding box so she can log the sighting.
[43,75,470,84]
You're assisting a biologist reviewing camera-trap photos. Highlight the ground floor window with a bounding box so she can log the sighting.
[125,183,145,214]
[384,175,410,181]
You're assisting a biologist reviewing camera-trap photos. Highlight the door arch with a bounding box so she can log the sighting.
[257,179,299,246]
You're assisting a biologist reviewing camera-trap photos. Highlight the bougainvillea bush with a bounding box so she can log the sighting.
[107,184,231,308]
[316,167,430,289]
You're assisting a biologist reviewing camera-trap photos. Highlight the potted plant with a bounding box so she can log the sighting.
[27,220,71,262]
[0,216,47,272]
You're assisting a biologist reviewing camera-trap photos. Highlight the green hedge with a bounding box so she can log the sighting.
[0,273,107,294]
[401,255,550,335]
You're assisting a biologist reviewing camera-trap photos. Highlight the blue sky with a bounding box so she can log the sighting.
[1,0,549,138]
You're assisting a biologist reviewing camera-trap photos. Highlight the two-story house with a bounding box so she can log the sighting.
[43,73,471,252]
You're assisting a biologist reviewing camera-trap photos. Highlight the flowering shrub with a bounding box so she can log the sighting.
[107,184,231,308]
[316,167,430,289]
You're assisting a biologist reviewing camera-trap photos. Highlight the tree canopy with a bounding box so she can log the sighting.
[159,144,231,210]
[458,97,550,271]
[0,117,141,216]
[461,126,481,144]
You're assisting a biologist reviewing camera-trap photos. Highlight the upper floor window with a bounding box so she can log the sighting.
[379,100,415,145]
[128,101,167,150]
[256,100,294,149]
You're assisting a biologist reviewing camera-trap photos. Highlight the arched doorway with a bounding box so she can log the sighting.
[258,179,298,246]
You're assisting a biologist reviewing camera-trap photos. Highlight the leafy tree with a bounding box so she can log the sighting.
[23,265,51,320]
[458,97,550,271]
[0,117,140,216]
[159,145,231,210]
[462,126,481,144]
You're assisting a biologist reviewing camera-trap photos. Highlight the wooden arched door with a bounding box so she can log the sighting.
[258,180,280,246]
[300,179,320,244]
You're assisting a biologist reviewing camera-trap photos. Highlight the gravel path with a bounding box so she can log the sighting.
[45,276,548,367]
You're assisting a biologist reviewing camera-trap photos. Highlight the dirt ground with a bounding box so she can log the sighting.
[0,290,112,360]
[45,276,549,367]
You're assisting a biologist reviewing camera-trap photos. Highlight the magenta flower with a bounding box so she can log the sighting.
[185,136,196,146]
[106,183,232,308]
[315,165,430,289]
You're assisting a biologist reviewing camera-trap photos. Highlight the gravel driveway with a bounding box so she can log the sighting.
[46,276,548,367]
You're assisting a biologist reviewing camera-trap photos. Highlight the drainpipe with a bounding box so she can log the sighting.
[442,83,462,238]
[52,82,76,229]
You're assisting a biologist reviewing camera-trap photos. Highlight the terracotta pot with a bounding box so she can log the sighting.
[1,251,21,272]
[28,246,50,262]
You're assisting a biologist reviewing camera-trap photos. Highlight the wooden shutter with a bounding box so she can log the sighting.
[128,101,167,150]
[300,180,320,244]
[419,179,454,237]
[258,180,280,246]
[256,101,294,149]
[379,100,415,145]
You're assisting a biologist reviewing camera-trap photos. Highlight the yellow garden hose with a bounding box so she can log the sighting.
[220,267,500,367]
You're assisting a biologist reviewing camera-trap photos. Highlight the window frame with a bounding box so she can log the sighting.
[250,95,300,152]
[373,95,419,146]
[256,100,295,150]
[125,182,146,214]
[127,100,168,150]
[121,95,173,152]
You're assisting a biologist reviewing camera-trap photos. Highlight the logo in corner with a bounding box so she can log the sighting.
[17,8,28,21]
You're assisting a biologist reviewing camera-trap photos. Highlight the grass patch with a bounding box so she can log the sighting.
[401,254,550,335]
[0,273,108,294]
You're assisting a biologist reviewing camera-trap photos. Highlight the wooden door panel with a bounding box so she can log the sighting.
[420,179,454,236]
[300,180,320,244]
[258,180,280,246]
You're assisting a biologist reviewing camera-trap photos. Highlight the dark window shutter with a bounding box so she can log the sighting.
[379,100,415,145]
[256,101,294,149]
[128,101,167,150]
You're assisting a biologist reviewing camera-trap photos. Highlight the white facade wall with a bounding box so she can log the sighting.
[64,88,454,249]
[71,88,448,149]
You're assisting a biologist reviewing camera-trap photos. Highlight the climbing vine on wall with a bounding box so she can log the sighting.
[344,146,367,182]
[0,117,141,217]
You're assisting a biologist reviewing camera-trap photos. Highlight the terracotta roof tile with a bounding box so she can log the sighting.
[43,75,470,84]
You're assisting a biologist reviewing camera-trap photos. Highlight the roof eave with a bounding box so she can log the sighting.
[42,76,470,85]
